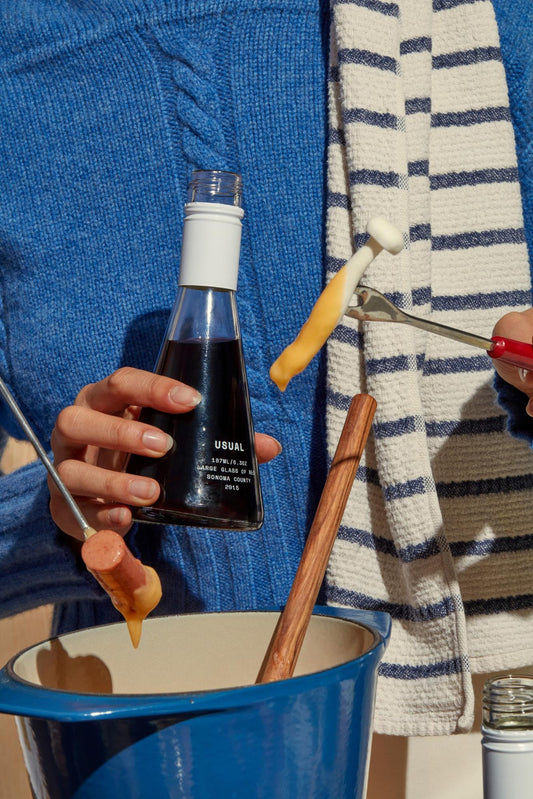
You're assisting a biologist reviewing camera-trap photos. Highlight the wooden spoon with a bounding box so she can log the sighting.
[256,393,376,683]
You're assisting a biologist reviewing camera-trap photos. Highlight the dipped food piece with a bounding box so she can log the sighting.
[0,374,163,648]
[270,217,403,391]
[81,528,162,648]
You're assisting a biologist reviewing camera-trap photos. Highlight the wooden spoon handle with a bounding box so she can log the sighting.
[256,393,376,684]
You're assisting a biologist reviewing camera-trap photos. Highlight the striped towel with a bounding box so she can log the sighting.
[325,0,533,736]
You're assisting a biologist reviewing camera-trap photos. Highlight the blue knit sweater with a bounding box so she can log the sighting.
[0,0,530,634]
[0,0,330,631]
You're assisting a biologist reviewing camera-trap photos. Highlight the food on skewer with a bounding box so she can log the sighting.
[0,374,162,648]
[270,217,403,391]
[82,528,162,648]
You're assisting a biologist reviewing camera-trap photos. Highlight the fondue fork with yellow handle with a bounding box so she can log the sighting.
[0,375,162,648]
[346,286,533,371]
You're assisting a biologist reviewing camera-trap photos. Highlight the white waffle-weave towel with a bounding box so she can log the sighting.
[325,0,533,736]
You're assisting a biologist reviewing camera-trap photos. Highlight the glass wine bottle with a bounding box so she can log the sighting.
[127,170,264,530]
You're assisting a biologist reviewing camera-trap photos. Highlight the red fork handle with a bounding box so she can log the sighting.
[489,336,533,371]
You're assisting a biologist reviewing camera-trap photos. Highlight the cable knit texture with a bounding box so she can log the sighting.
[150,27,229,170]
[0,0,532,737]
[0,0,328,628]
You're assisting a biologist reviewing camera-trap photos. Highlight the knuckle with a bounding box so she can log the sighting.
[493,311,526,338]
[48,494,64,525]
[55,458,76,485]
[55,405,82,438]
[54,408,70,438]
[100,414,132,449]
[75,382,96,406]
[102,470,121,498]
[143,372,173,408]
[106,367,133,394]
[125,419,144,449]
[50,426,59,452]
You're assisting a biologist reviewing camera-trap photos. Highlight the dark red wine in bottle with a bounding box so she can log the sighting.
[128,337,263,529]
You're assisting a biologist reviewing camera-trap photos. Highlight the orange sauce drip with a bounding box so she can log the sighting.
[121,566,162,648]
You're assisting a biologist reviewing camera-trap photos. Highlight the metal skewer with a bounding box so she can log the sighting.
[345,286,493,351]
[0,375,92,538]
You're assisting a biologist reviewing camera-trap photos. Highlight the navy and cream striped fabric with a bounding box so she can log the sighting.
[325,0,533,736]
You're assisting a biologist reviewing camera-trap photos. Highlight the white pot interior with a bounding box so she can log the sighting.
[12,612,376,696]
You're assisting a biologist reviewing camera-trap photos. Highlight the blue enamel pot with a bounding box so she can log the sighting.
[0,607,390,798]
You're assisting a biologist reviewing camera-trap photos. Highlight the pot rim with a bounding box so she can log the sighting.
[0,606,390,722]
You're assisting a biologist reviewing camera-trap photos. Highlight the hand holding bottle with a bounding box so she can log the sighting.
[492,308,533,415]
[49,366,281,540]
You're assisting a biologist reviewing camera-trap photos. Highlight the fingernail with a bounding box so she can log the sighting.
[169,384,201,407]
[108,507,129,526]
[142,429,173,453]
[519,368,529,383]
[128,478,158,500]
[271,437,283,455]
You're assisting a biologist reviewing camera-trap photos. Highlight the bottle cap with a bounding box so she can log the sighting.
[179,202,244,291]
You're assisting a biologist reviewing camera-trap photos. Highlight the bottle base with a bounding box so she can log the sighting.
[133,506,264,532]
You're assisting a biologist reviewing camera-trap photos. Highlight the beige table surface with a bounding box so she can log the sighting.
[0,606,53,798]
